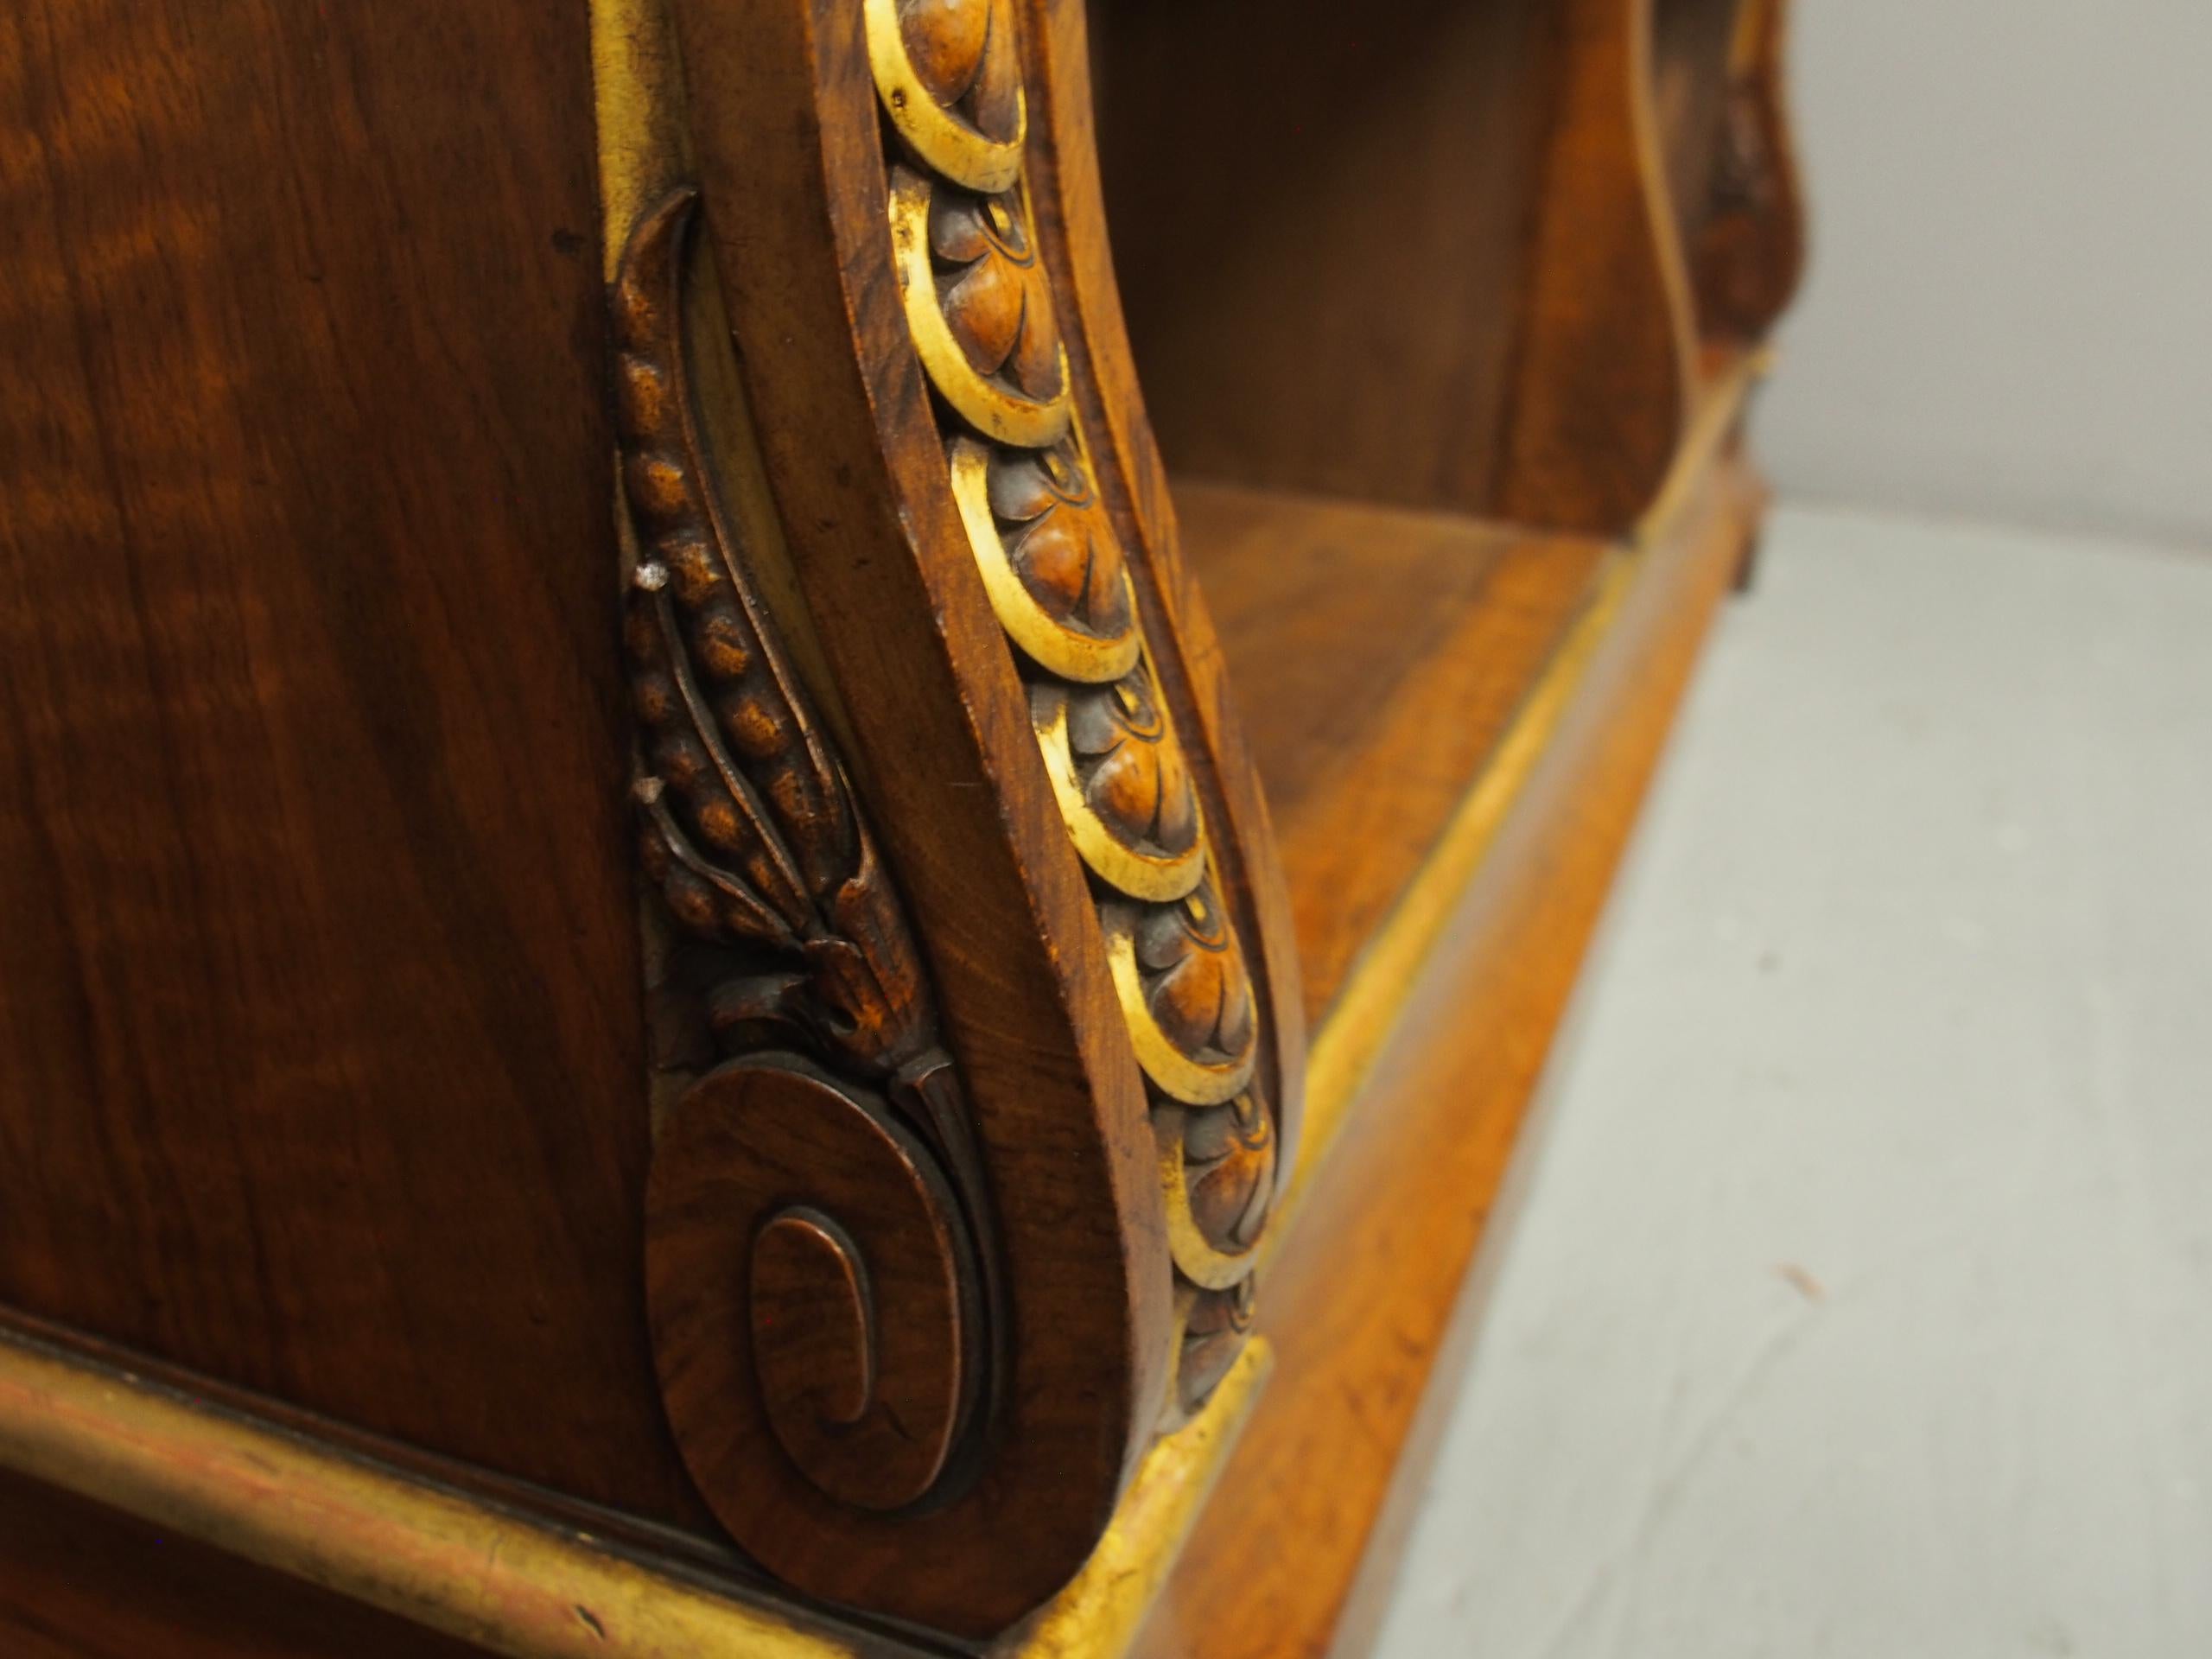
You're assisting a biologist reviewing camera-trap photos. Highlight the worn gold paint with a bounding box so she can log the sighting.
[0,1319,1268,1659]
[1033,685,1209,903]
[863,0,1027,194]
[0,1324,874,1659]
[889,171,1073,448]
[588,0,690,280]
[949,436,1143,684]
[1104,906,1258,1108]
[1007,1341,1271,1658]
[1152,1104,1265,1293]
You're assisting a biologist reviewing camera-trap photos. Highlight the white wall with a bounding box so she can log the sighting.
[1757,0,2212,548]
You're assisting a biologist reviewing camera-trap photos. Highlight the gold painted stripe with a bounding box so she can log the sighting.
[0,1320,1266,1659]
[992,1341,1270,1659]
[588,0,691,282]
[0,1325,873,1659]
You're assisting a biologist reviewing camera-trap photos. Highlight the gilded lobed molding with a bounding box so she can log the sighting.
[866,0,1277,1423]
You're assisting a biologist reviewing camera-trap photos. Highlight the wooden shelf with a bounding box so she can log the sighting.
[1135,438,1769,1659]
[1178,483,1611,1027]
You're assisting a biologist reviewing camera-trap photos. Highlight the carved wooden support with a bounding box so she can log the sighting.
[600,0,1302,1635]
[1692,0,1808,342]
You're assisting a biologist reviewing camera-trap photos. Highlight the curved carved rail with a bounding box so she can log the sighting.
[868,0,1282,1424]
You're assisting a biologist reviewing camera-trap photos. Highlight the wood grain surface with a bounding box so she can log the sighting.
[1496,0,1699,533]
[0,0,709,1529]
[1091,0,1556,517]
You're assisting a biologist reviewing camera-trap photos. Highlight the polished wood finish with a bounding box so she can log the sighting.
[1093,0,1558,517]
[1174,486,1609,1027]
[0,0,703,1529]
[1497,0,1699,532]
[1094,0,1701,536]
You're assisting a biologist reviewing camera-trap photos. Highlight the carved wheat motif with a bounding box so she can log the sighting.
[616,186,1001,1520]
[613,187,939,1083]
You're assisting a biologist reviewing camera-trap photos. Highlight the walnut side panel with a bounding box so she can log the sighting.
[0,0,706,1529]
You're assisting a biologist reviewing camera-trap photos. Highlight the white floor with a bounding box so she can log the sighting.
[1370,505,2212,1659]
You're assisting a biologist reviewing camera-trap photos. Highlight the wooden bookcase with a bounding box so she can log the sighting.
[0,1,1802,1653]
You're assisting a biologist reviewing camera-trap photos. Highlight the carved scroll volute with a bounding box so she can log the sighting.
[1692,0,1807,342]
[645,0,1306,1630]
[655,0,1180,1635]
[619,190,1000,1544]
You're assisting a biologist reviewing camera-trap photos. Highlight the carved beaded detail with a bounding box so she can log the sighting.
[1184,1095,1277,1255]
[1130,883,1257,1082]
[949,435,1140,683]
[1064,672,1200,864]
[869,0,1274,1421]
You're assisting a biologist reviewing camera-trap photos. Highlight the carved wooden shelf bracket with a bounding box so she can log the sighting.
[601,0,1301,1635]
